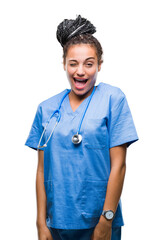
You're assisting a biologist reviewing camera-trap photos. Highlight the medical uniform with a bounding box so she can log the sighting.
[25,82,138,238]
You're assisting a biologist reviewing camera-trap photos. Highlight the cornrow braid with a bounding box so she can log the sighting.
[56,15,103,65]
[63,34,103,65]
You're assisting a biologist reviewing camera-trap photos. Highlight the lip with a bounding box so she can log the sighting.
[73,77,88,90]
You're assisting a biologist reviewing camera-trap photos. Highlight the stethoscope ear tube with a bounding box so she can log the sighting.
[50,109,61,122]
[37,90,71,149]
[37,120,58,149]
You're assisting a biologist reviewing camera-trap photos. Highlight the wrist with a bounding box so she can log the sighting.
[36,219,47,229]
[99,215,113,227]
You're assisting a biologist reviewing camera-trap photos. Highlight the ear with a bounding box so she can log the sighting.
[63,61,66,71]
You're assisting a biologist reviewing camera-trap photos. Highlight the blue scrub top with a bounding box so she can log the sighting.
[25,82,139,229]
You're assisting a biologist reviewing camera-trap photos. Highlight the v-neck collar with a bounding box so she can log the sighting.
[64,83,101,116]
[65,91,89,115]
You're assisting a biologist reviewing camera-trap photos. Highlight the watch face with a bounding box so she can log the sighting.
[105,211,114,220]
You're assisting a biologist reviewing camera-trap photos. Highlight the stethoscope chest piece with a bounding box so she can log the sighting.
[72,133,82,145]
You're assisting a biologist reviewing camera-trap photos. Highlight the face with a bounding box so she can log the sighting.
[64,44,102,98]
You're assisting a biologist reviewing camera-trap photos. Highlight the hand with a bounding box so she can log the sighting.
[37,224,53,240]
[90,217,112,240]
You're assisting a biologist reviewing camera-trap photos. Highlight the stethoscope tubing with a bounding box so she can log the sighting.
[76,86,96,134]
[37,86,96,149]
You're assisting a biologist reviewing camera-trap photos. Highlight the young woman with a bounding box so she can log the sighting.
[25,15,138,240]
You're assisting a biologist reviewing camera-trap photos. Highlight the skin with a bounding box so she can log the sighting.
[90,144,127,240]
[36,44,127,240]
[36,150,53,240]
[63,44,102,111]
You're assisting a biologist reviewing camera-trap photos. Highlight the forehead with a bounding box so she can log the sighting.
[66,44,97,61]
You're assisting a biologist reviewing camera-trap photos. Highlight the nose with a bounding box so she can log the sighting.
[76,64,85,76]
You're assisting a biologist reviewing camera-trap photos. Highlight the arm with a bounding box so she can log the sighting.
[36,150,47,227]
[99,143,127,224]
[36,150,53,240]
[91,143,127,240]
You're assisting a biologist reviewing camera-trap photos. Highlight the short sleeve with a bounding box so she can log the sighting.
[109,93,139,148]
[25,104,44,150]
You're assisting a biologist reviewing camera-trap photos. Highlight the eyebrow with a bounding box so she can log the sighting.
[69,57,96,62]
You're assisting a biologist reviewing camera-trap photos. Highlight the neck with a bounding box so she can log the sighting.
[69,86,96,102]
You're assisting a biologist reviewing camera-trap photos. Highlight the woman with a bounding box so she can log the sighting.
[25,15,138,240]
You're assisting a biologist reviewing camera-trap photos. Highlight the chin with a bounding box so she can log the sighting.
[76,87,93,98]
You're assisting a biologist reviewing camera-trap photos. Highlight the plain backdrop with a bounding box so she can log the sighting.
[0,0,163,239]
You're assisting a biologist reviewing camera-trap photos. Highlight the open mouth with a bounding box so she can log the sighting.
[73,78,88,89]
[73,78,88,83]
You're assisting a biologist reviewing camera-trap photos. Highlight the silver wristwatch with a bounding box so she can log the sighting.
[102,210,114,221]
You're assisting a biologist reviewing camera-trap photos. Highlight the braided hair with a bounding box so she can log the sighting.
[56,15,103,65]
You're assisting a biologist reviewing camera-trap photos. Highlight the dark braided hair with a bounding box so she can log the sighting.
[56,15,103,65]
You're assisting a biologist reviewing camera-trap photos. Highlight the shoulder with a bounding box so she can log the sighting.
[98,82,126,104]
[38,89,68,110]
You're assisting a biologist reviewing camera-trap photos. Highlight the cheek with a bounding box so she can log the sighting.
[87,68,98,77]
[68,65,78,74]
[66,67,74,77]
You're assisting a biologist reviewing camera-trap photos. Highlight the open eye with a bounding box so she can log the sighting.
[86,62,93,67]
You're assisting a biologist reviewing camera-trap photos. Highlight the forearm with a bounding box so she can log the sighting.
[103,163,126,213]
[36,152,47,228]
[99,144,127,224]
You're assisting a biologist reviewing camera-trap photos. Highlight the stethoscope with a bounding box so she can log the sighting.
[37,86,96,149]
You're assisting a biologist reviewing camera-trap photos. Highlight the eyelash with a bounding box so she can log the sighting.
[86,63,93,67]
[69,63,93,67]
